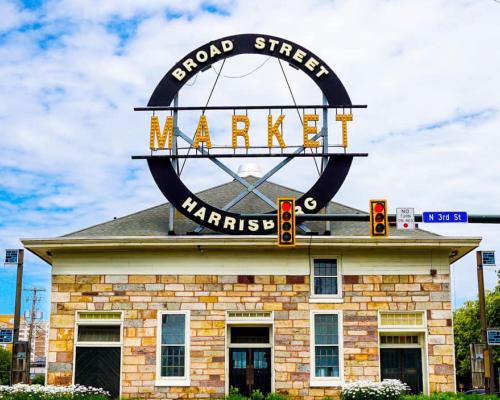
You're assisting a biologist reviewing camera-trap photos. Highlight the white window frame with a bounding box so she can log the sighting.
[378,311,427,333]
[310,256,343,302]
[72,311,123,398]
[310,310,343,387]
[155,310,190,387]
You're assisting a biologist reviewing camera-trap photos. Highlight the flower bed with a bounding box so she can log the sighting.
[340,379,409,400]
[0,384,109,400]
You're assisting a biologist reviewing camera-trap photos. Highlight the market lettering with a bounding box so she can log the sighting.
[192,115,212,149]
[267,114,286,148]
[150,115,174,150]
[336,113,353,148]
[172,40,234,82]
[150,113,353,150]
[254,36,329,78]
[232,115,250,149]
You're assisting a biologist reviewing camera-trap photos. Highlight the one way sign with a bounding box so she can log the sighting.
[396,208,415,230]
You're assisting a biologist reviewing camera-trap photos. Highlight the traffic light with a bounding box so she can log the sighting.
[277,198,296,246]
[369,199,389,237]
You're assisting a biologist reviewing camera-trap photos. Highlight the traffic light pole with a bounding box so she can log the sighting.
[476,251,495,394]
[243,213,500,223]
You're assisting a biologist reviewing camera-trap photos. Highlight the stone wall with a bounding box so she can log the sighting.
[48,273,454,398]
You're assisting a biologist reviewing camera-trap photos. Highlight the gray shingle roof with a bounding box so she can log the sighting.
[64,177,438,238]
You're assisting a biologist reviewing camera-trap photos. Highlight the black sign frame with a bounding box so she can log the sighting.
[140,33,365,235]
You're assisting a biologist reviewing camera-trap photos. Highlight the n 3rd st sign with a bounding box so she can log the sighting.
[422,211,468,223]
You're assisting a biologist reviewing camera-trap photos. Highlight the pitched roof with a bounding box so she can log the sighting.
[63,177,439,238]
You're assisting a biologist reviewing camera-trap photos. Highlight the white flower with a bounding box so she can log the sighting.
[0,384,109,397]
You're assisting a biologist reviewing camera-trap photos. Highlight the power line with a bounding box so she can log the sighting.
[277,58,321,176]
[211,56,272,78]
[179,58,227,175]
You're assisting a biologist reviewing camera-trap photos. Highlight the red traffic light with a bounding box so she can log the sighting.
[277,198,296,247]
[369,199,388,237]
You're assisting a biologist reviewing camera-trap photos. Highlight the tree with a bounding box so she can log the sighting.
[454,278,500,388]
[0,347,11,385]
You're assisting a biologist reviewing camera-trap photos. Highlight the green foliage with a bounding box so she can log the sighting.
[402,393,498,400]
[453,281,500,385]
[0,348,11,385]
[224,387,247,400]
[221,389,289,400]
[31,375,45,385]
[249,389,264,400]
[264,393,289,400]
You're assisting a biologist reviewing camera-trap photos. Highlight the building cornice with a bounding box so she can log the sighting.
[21,235,481,265]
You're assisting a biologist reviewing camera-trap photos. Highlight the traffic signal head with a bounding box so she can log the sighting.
[277,198,296,246]
[369,199,388,237]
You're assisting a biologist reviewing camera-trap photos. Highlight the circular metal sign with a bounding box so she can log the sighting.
[144,34,358,235]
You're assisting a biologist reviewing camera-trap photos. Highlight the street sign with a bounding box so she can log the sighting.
[396,208,415,230]
[487,329,500,346]
[4,249,19,264]
[422,211,468,223]
[481,251,495,266]
[0,329,13,343]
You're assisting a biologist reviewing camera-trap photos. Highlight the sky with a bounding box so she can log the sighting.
[0,0,499,319]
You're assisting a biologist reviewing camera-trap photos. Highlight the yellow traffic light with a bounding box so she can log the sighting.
[277,198,296,246]
[369,199,389,237]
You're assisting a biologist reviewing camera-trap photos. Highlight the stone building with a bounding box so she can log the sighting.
[22,177,479,399]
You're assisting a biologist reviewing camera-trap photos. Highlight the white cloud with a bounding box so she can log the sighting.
[0,0,499,313]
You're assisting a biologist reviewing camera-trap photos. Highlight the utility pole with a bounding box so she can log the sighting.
[476,251,495,394]
[24,287,45,384]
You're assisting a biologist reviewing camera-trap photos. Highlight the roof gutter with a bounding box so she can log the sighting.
[21,235,481,265]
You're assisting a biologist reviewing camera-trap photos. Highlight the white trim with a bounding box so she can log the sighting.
[309,298,344,304]
[310,256,343,301]
[72,311,123,398]
[226,311,274,324]
[155,310,191,387]
[378,310,427,330]
[310,310,343,387]
[377,311,430,395]
[24,235,479,267]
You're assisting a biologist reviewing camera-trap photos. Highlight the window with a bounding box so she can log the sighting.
[311,311,342,386]
[230,327,270,344]
[78,325,120,342]
[312,259,339,296]
[379,312,425,328]
[380,335,419,345]
[156,311,190,386]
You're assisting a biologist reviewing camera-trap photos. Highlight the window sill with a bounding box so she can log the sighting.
[309,297,344,303]
[310,378,343,387]
[155,379,190,387]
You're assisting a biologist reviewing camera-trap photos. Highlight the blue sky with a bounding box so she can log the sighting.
[0,0,499,319]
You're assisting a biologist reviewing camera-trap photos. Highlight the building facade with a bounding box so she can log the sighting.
[22,179,480,399]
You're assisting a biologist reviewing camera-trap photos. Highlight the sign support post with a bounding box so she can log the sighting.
[8,249,26,384]
[476,251,495,394]
[168,94,179,235]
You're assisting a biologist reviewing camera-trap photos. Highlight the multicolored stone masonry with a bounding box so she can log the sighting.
[48,273,454,398]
